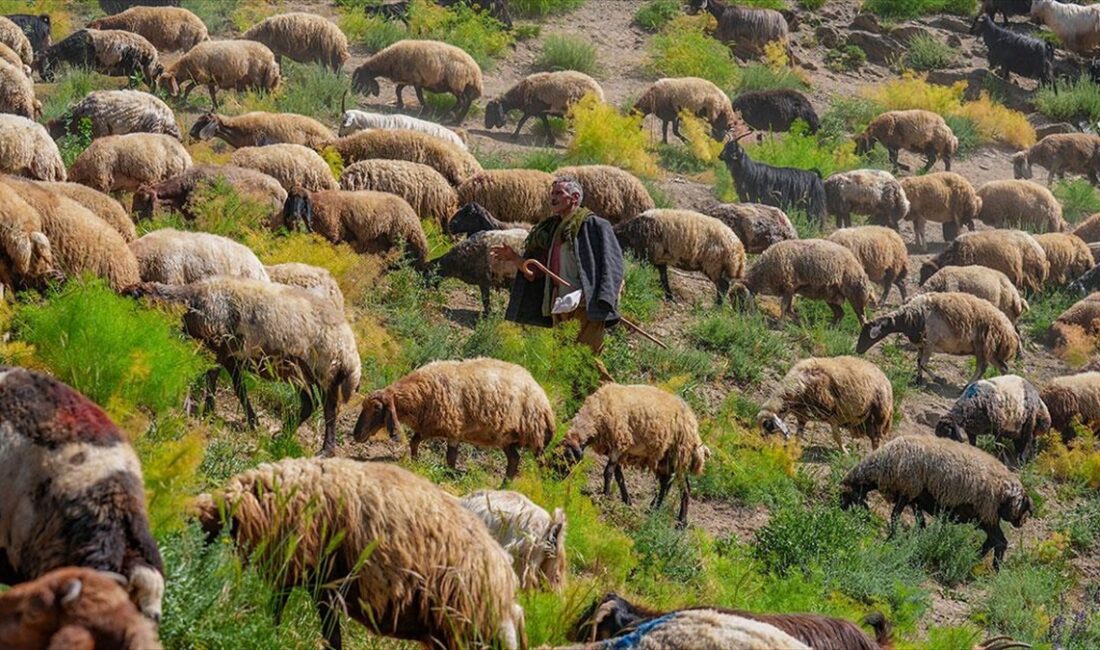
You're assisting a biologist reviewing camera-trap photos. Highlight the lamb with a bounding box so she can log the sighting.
[559,383,708,526]
[826,225,909,305]
[855,109,959,173]
[936,375,1050,461]
[0,366,165,620]
[189,110,334,150]
[281,188,429,268]
[87,6,208,53]
[327,128,482,186]
[614,208,745,304]
[36,29,161,88]
[0,15,31,65]
[242,12,350,72]
[921,265,1029,323]
[2,14,49,55]
[460,489,567,590]
[47,89,180,140]
[229,143,337,191]
[1012,133,1100,186]
[1030,0,1100,55]
[0,57,38,119]
[130,229,270,285]
[425,226,528,315]
[976,180,1067,233]
[39,181,136,242]
[339,159,457,226]
[971,15,1056,91]
[131,164,288,221]
[856,292,1021,385]
[557,609,810,650]
[456,169,554,225]
[158,40,281,108]
[1040,372,1100,439]
[124,277,361,456]
[485,70,604,144]
[701,202,797,253]
[720,137,827,226]
[1049,292,1100,354]
[68,133,192,193]
[919,230,1050,294]
[633,77,743,143]
[731,89,819,134]
[351,39,483,123]
[824,168,910,229]
[0,182,55,291]
[336,107,468,150]
[840,434,1032,568]
[193,458,526,650]
[735,238,875,325]
[0,567,162,650]
[902,170,986,249]
[0,113,65,181]
[1035,232,1095,285]
[264,262,345,312]
[687,0,791,60]
[553,165,655,224]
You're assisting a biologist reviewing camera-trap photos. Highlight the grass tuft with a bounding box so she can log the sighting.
[634,0,680,32]
[1054,178,1100,224]
[534,34,600,75]
[903,34,958,72]
[862,0,976,20]
[1037,77,1100,126]
[647,16,738,91]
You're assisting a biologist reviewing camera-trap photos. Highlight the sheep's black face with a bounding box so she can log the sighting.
[568,594,641,642]
[189,114,216,141]
[934,418,966,443]
[547,439,585,477]
[856,318,890,353]
[131,189,157,220]
[352,70,380,97]
[484,101,507,129]
[1003,492,1032,528]
[854,133,874,156]
[918,261,940,285]
[969,14,991,34]
[282,192,313,232]
[839,483,867,510]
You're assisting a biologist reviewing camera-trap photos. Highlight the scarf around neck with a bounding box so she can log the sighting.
[524,207,591,255]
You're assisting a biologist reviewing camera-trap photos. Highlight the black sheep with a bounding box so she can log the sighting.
[974,0,1033,26]
[4,14,50,53]
[971,15,1057,92]
[720,137,827,227]
[447,202,512,237]
[732,89,820,134]
[35,29,159,86]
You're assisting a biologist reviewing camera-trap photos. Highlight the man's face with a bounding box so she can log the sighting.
[549,183,578,215]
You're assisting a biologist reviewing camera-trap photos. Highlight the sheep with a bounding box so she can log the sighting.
[47,89,180,140]
[0,567,163,650]
[87,6,208,53]
[977,180,1067,233]
[425,226,528,315]
[229,143,337,191]
[460,489,567,590]
[824,169,910,229]
[351,39,483,123]
[633,77,743,143]
[857,292,1021,385]
[130,229,270,285]
[553,165,654,225]
[242,12,349,72]
[1030,0,1100,55]
[281,188,429,268]
[264,262,345,312]
[919,230,1050,294]
[1041,372,1100,439]
[936,375,1050,461]
[855,110,959,174]
[0,41,31,76]
[921,265,1029,323]
[339,159,457,226]
[99,0,180,13]
[188,110,333,150]
[826,226,909,305]
[731,88,819,134]
[2,14,48,55]
[569,593,890,650]
[336,108,468,150]
[446,201,524,236]
[68,133,192,194]
[131,164,288,221]
[36,29,161,88]
[0,15,31,65]
[1074,213,1100,242]
[971,15,1056,91]
[485,70,604,144]
[735,238,875,325]
[39,181,136,242]
[1049,292,1100,354]
[687,0,791,60]
[701,202,797,253]
[614,208,745,304]
[0,366,165,620]
[193,458,526,650]
[901,172,983,250]
[1013,133,1100,186]
[0,114,65,181]
[352,357,555,481]
[1070,263,1100,294]
[158,40,281,108]
[840,434,1032,569]
[1035,232,1095,285]
[976,0,1033,24]
[0,181,55,291]
[720,137,827,226]
[327,128,482,186]
[456,169,554,225]
[0,57,38,119]
[124,277,361,456]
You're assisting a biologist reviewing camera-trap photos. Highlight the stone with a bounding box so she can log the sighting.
[816,25,842,49]
[846,30,901,65]
[850,12,882,34]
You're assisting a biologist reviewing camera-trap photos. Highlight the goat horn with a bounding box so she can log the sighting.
[734,130,755,143]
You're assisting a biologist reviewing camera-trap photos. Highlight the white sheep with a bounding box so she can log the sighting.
[460,490,567,590]
[337,108,468,149]
[68,133,192,193]
[130,229,270,285]
[824,168,910,229]
[1031,0,1100,55]
[0,114,65,181]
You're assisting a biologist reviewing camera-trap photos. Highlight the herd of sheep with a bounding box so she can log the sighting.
[2,0,1100,648]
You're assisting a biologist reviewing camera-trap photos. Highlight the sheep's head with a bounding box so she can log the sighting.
[547,435,586,477]
[568,593,651,642]
[756,409,791,439]
[351,69,380,97]
[448,202,495,236]
[539,509,567,590]
[131,186,158,220]
[352,391,401,442]
[839,481,869,510]
[719,139,746,168]
[854,131,876,156]
[28,231,55,278]
[125,564,164,623]
[934,416,967,443]
[918,260,941,285]
[189,112,220,141]
[0,568,137,649]
[685,0,707,15]
[690,444,710,475]
[1011,151,1032,180]
[1070,266,1100,295]
[969,14,992,35]
[159,73,179,97]
[282,188,314,232]
[856,315,894,353]
[484,99,507,129]
[1030,0,1049,16]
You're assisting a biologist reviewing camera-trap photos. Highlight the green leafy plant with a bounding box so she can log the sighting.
[56,116,94,168]
[825,45,866,72]
[1037,77,1100,125]
[634,0,680,31]
[1054,178,1100,224]
[737,63,810,92]
[903,34,958,72]
[534,34,600,75]
[339,12,407,52]
[647,16,738,91]
[862,0,976,20]
[510,0,586,17]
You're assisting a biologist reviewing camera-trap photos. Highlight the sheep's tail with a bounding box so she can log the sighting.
[861,611,892,648]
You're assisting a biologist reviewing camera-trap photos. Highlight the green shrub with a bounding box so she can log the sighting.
[944,114,982,158]
[647,17,738,91]
[270,62,350,123]
[1054,178,1100,224]
[694,422,804,507]
[977,560,1069,644]
[632,513,705,582]
[862,0,976,20]
[903,34,958,72]
[181,0,238,34]
[908,519,981,586]
[534,34,599,75]
[746,122,860,178]
[1020,288,1078,341]
[688,311,789,384]
[634,0,680,31]
[407,0,513,69]
[800,0,826,8]
[186,178,275,239]
[824,45,867,72]
[737,63,810,92]
[1055,497,1100,550]
[510,0,586,17]
[820,95,882,144]
[339,12,407,52]
[753,503,870,575]
[567,94,659,177]
[1037,77,1100,125]
[56,116,94,168]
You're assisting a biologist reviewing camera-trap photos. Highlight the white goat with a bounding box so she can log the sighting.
[1031,0,1100,54]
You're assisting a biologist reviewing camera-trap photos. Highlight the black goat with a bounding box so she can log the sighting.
[447,202,512,237]
[974,0,1033,26]
[365,0,512,28]
[971,15,1057,92]
[720,137,826,226]
[4,14,50,53]
[732,88,819,134]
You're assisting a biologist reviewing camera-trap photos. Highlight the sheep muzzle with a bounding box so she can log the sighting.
[758,413,790,439]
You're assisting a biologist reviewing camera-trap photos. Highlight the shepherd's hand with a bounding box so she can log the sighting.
[491,246,538,280]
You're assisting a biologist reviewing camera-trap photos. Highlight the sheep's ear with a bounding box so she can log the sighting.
[385,395,400,438]
[59,579,82,605]
[198,118,218,140]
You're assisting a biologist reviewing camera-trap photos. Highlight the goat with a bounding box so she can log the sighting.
[972,15,1057,92]
[720,135,826,227]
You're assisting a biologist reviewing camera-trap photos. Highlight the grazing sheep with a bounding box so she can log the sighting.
[39,181,136,242]
[701,202,797,253]
[352,357,555,481]
[732,89,819,134]
[264,262,345,312]
[339,159,457,226]
[736,238,875,325]
[0,366,165,620]
[242,12,350,71]
[2,14,49,54]
[633,77,743,143]
[977,180,1067,233]
[921,265,1029,323]
[1030,0,1100,55]
[841,434,1032,569]
[977,0,1033,24]
[971,15,1056,91]
[614,208,745,304]
[1049,292,1100,353]
[0,113,66,181]
[857,292,1021,385]
[0,567,163,650]
[351,39,483,123]
[0,57,38,119]
[130,229,269,285]
[0,15,32,64]
[559,383,708,526]
[189,111,334,149]
[1070,263,1100,294]
[125,277,361,456]
[68,133,192,193]
[47,89,180,140]
[1035,232,1095,285]
[229,143,337,191]
[559,609,810,649]
[36,29,161,88]
[901,172,983,249]
[824,169,910,229]
[936,375,1050,460]
[0,182,55,290]
[919,230,1049,294]
[456,169,554,225]
[281,188,429,268]
[553,165,654,224]
[1074,213,1100,242]
[337,107,467,149]
[131,164,288,221]
[0,41,31,76]
[193,458,527,650]
[87,6,208,53]
[460,490,567,590]
[687,0,791,60]
[826,225,909,304]
[855,110,959,173]
[720,137,827,226]
[328,128,482,185]
[158,40,280,108]
[485,71,604,144]
[1041,372,1100,439]
[1013,133,1100,186]
[425,227,528,315]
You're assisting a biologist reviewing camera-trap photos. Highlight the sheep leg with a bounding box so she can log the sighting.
[715,277,729,306]
[658,265,674,301]
[830,426,850,454]
[180,80,196,102]
[207,84,219,110]
[414,86,427,111]
[652,473,672,509]
[226,360,258,428]
[320,387,339,458]
[395,84,407,109]
[453,95,473,124]
[879,271,896,306]
[512,113,533,139]
[888,496,909,535]
[889,147,910,172]
[981,523,1009,570]
[445,442,461,471]
[202,367,220,415]
[970,355,988,384]
[409,432,423,459]
[915,219,927,251]
[540,114,555,146]
[780,293,795,320]
[921,149,938,173]
[676,477,691,528]
[915,345,930,385]
[661,120,670,144]
[298,387,316,426]
[602,459,615,498]
[614,465,631,505]
[317,590,343,650]
[672,117,688,143]
[828,301,845,325]
[503,443,521,482]
[479,283,492,316]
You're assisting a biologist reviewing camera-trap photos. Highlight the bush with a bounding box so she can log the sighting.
[407,0,513,69]
[738,63,810,92]
[186,178,276,240]
[688,311,789,384]
[753,503,870,575]
[862,0,976,20]
[825,45,867,73]
[647,16,738,91]
[510,0,586,17]
[634,0,680,31]
[632,514,705,583]
[1054,178,1100,224]
[977,560,1069,644]
[903,34,958,72]
[339,12,407,52]
[533,34,599,75]
[1037,432,1100,490]
[56,116,94,168]
[1037,77,1100,125]
[746,121,860,178]
[567,93,659,177]
[867,73,964,115]
[954,93,1036,149]
[694,422,804,507]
